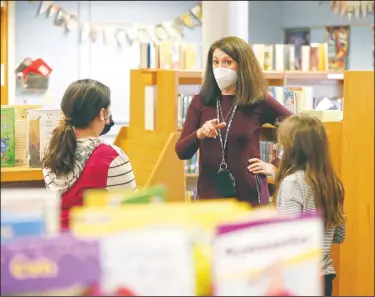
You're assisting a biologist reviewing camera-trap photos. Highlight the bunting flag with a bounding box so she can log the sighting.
[30,1,202,46]
[329,1,374,19]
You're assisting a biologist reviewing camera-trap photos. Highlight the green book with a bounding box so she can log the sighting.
[121,185,167,205]
[1,107,16,167]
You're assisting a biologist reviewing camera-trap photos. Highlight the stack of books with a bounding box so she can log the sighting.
[1,186,324,296]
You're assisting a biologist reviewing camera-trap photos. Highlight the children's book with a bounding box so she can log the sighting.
[1,107,16,167]
[98,228,196,296]
[83,185,167,207]
[0,233,101,295]
[212,214,323,296]
[1,188,61,236]
[27,109,61,168]
[1,215,45,244]
[70,200,252,296]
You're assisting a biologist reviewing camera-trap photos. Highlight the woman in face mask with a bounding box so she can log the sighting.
[175,36,291,205]
[42,79,137,230]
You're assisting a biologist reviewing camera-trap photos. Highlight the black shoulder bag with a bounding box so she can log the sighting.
[212,100,237,198]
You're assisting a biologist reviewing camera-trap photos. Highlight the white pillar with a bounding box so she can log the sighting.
[202,1,249,68]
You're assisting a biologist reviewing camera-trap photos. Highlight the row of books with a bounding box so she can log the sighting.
[268,85,343,117]
[177,93,194,130]
[185,189,198,202]
[1,105,61,168]
[1,186,323,296]
[140,42,197,69]
[260,141,280,164]
[185,153,199,174]
[252,43,330,72]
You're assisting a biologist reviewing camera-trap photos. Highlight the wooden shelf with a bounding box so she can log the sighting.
[1,166,44,182]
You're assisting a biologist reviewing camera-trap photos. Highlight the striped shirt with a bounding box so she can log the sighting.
[276,170,346,275]
[44,138,137,193]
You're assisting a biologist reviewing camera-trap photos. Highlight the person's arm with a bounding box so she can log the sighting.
[261,94,293,126]
[276,178,303,217]
[175,95,201,160]
[106,146,137,191]
[333,224,346,244]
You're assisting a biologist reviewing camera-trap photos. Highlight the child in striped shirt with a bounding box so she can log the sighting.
[43,79,137,230]
[273,114,346,296]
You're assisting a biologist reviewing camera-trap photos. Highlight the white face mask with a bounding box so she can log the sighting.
[213,67,238,90]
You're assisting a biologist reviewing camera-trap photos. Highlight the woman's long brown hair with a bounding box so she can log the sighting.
[199,36,268,106]
[273,114,345,228]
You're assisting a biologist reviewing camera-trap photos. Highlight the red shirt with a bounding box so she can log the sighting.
[175,94,291,204]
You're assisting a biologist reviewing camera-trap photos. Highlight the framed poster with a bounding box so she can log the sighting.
[325,26,350,72]
[284,28,310,70]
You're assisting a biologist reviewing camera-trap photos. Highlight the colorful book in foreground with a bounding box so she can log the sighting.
[1,107,16,167]
[212,214,323,296]
[1,188,60,236]
[83,185,167,207]
[1,233,101,295]
[98,228,196,296]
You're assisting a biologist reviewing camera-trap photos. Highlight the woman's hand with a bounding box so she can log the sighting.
[197,119,226,140]
[248,158,275,176]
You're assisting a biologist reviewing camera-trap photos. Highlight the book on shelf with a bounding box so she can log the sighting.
[260,141,280,164]
[253,43,329,71]
[1,107,16,167]
[185,152,199,174]
[27,109,61,168]
[186,190,198,202]
[178,93,194,129]
[139,42,198,70]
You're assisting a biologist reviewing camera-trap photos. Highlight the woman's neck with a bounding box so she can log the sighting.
[74,128,99,139]
[221,85,237,95]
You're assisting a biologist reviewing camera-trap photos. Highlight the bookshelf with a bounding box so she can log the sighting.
[114,69,345,201]
[337,71,374,296]
[1,0,8,105]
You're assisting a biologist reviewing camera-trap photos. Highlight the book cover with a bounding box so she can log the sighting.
[39,110,62,162]
[301,45,311,72]
[98,228,196,296]
[1,216,45,244]
[27,109,61,168]
[83,185,167,207]
[264,45,274,71]
[274,44,285,71]
[252,44,265,70]
[0,233,101,295]
[185,43,197,69]
[159,41,173,69]
[1,188,61,236]
[283,89,297,114]
[1,107,16,167]
[310,43,320,71]
[212,214,323,296]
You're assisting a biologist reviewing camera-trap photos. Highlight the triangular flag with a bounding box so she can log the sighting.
[354,3,360,18]
[190,4,202,23]
[179,12,194,29]
[103,27,116,46]
[39,1,53,15]
[65,14,78,31]
[340,1,347,16]
[48,3,60,18]
[154,24,169,42]
[115,29,127,46]
[137,27,151,44]
[125,26,137,44]
[368,1,374,13]
[361,1,367,17]
[81,23,91,43]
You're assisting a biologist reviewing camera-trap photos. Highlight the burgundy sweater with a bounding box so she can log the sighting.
[175,94,292,205]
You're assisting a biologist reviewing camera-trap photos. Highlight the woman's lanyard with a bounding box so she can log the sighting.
[216,100,237,172]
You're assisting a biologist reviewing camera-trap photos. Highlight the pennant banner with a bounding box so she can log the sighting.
[32,1,202,45]
[328,1,374,19]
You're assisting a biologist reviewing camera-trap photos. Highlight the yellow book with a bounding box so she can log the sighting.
[84,185,167,206]
[70,201,252,295]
